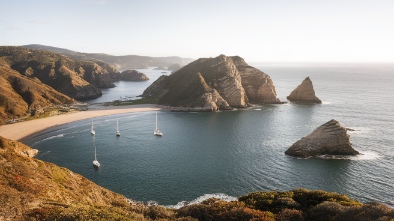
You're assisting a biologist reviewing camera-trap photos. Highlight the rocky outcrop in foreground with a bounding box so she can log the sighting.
[121,70,149,81]
[287,77,321,103]
[142,54,281,111]
[285,119,359,158]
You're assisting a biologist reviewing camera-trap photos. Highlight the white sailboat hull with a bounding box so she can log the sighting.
[93,160,100,167]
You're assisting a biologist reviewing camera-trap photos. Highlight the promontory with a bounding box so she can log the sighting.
[285,119,359,158]
[287,77,321,103]
[142,54,281,111]
[121,70,149,81]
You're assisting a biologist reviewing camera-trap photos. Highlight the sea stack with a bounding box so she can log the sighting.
[121,70,149,81]
[142,54,280,111]
[285,119,359,158]
[287,77,321,103]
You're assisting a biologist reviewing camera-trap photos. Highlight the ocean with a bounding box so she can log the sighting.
[25,64,394,207]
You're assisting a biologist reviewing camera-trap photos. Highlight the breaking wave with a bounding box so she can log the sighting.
[166,193,237,209]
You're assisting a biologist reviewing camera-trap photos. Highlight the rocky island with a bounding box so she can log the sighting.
[285,119,359,158]
[120,70,149,81]
[287,77,322,103]
[142,54,281,111]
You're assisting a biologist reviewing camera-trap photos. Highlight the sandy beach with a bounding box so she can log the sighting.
[0,104,159,141]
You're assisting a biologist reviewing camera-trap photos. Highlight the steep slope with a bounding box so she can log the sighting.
[0,59,73,124]
[142,55,281,111]
[0,136,145,220]
[23,44,195,70]
[0,46,121,100]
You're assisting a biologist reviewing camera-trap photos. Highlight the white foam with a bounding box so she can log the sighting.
[253,108,262,111]
[322,101,332,105]
[43,134,64,141]
[351,150,381,161]
[166,193,238,209]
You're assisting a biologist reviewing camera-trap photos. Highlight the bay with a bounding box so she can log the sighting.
[26,63,394,207]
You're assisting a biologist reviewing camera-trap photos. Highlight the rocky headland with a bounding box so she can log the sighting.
[142,54,281,111]
[22,44,195,70]
[121,70,149,81]
[0,46,121,100]
[0,58,74,124]
[287,77,322,103]
[285,119,359,158]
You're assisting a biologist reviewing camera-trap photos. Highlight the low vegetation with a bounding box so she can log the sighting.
[1,136,393,220]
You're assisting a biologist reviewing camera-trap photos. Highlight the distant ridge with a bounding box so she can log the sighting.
[22,44,195,70]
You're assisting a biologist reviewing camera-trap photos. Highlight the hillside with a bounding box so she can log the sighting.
[0,58,74,124]
[23,44,195,70]
[0,46,121,100]
[142,54,281,111]
[1,135,393,220]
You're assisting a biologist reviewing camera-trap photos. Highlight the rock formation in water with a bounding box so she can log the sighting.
[285,119,359,158]
[121,70,149,81]
[287,77,321,103]
[0,46,121,100]
[0,59,74,124]
[142,54,280,111]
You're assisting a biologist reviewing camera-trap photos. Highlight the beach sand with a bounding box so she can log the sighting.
[0,104,159,141]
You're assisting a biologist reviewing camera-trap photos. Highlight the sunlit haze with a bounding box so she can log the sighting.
[1,0,394,62]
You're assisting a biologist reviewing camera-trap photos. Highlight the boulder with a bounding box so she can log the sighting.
[285,119,359,158]
[287,77,321,103]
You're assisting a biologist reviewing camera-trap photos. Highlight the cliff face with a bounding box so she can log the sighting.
[0,46,121,100]
[0,60,74,124]
[285,119,359,158]
[142,55,280,111]
[231,56,280,104]
[121,70,149,81]
[287,77,322,103]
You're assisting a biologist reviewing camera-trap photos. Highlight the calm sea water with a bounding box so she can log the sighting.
[25,64,394,207]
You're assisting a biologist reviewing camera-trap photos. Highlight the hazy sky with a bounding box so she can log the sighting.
[1,0,394,62]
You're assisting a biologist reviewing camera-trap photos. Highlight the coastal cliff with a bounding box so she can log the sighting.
[287,77,321,103]
[285,119,359,158]
[0,46,121,100]
[0,59,74,124]
[142,55,281,111]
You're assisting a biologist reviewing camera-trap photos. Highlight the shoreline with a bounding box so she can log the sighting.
[0,104,160,142]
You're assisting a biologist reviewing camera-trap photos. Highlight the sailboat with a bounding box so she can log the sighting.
[91,119,95,135]
[92,137,100,167]
[116,120,120,137]
[154,112,163,136]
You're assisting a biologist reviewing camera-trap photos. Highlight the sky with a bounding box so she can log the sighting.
[1,0,394,63]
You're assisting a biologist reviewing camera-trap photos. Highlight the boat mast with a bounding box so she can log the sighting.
[156,112,158,130]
